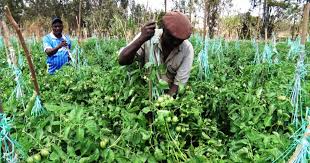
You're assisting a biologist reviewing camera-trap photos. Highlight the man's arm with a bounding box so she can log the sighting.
[170,42,194,96]
[45,40,67,57]
[119,22,156,65]
[167,84,179,96]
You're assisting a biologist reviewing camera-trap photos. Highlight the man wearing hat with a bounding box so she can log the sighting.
[43,16,72,74]
[119,11,194,96]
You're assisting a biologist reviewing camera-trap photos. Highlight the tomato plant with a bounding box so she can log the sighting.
[0,37,309,162]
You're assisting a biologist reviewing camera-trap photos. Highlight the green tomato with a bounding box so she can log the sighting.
[277,96,287,101]
[181,127,187,133]
[158,79,169,88]
[176,126,181,132]
[154,147,165,161]
[40,148,49,157]
[33,154,41,161]
[26,157,34,163]
[277,109,283,116]
[158,96,164,103]
[178,84,185,94]
[104,96,110,102]
[288,126,294,133]
[202,132,210,140]
[166,117,171,122]
[172,116,179,123]
[100,139,109,149]
[25,94,36,116]
[65,80,70,86]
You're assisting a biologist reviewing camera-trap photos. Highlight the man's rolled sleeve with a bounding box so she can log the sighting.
[173,44,194,86]
[43,36,52,52]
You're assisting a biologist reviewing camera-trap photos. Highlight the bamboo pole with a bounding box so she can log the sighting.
[4,6,40,96]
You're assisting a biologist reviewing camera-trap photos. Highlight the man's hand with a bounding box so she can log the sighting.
[167,84,179,97]
[45,40,68,56]
[118,22,156,65]
[139,22,156,42]
[57,40,68,49]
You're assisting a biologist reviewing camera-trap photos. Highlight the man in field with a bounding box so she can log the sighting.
[119,11,194,96]
[43,16,72,74]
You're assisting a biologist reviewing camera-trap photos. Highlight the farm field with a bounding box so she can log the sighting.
[1,36,309,162]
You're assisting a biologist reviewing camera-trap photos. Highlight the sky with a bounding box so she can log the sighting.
[134,0,256,16]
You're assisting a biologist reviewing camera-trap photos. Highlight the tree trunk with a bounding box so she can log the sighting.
[291,18,296,40]
[256,3,261,39]
[189,0,193,22]
[164,0,167,13]
[300,3,310,45]
[262,0,270,39]
[203,0,208,41]
[265,27,268,42]
[78,0,82,41]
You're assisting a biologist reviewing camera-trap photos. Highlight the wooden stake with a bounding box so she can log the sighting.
[148,67,152,101]
[0,97,3,113]
[4,6,40,96]
[288,124,310,163]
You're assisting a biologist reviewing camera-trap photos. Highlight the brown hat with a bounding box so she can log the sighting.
[162,11,192,40]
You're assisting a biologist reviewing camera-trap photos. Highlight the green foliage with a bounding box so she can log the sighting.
[0,37,309,162]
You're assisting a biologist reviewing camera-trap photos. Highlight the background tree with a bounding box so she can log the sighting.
[251,0,294,39]
[0,0,24,24]
[238,12,259,39]
[282,2,302,39]
[220,15,242,39]
[0,0,305,40]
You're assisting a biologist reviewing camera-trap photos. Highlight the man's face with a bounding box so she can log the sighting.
[162,28,184,48]
[52,22,63,35]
